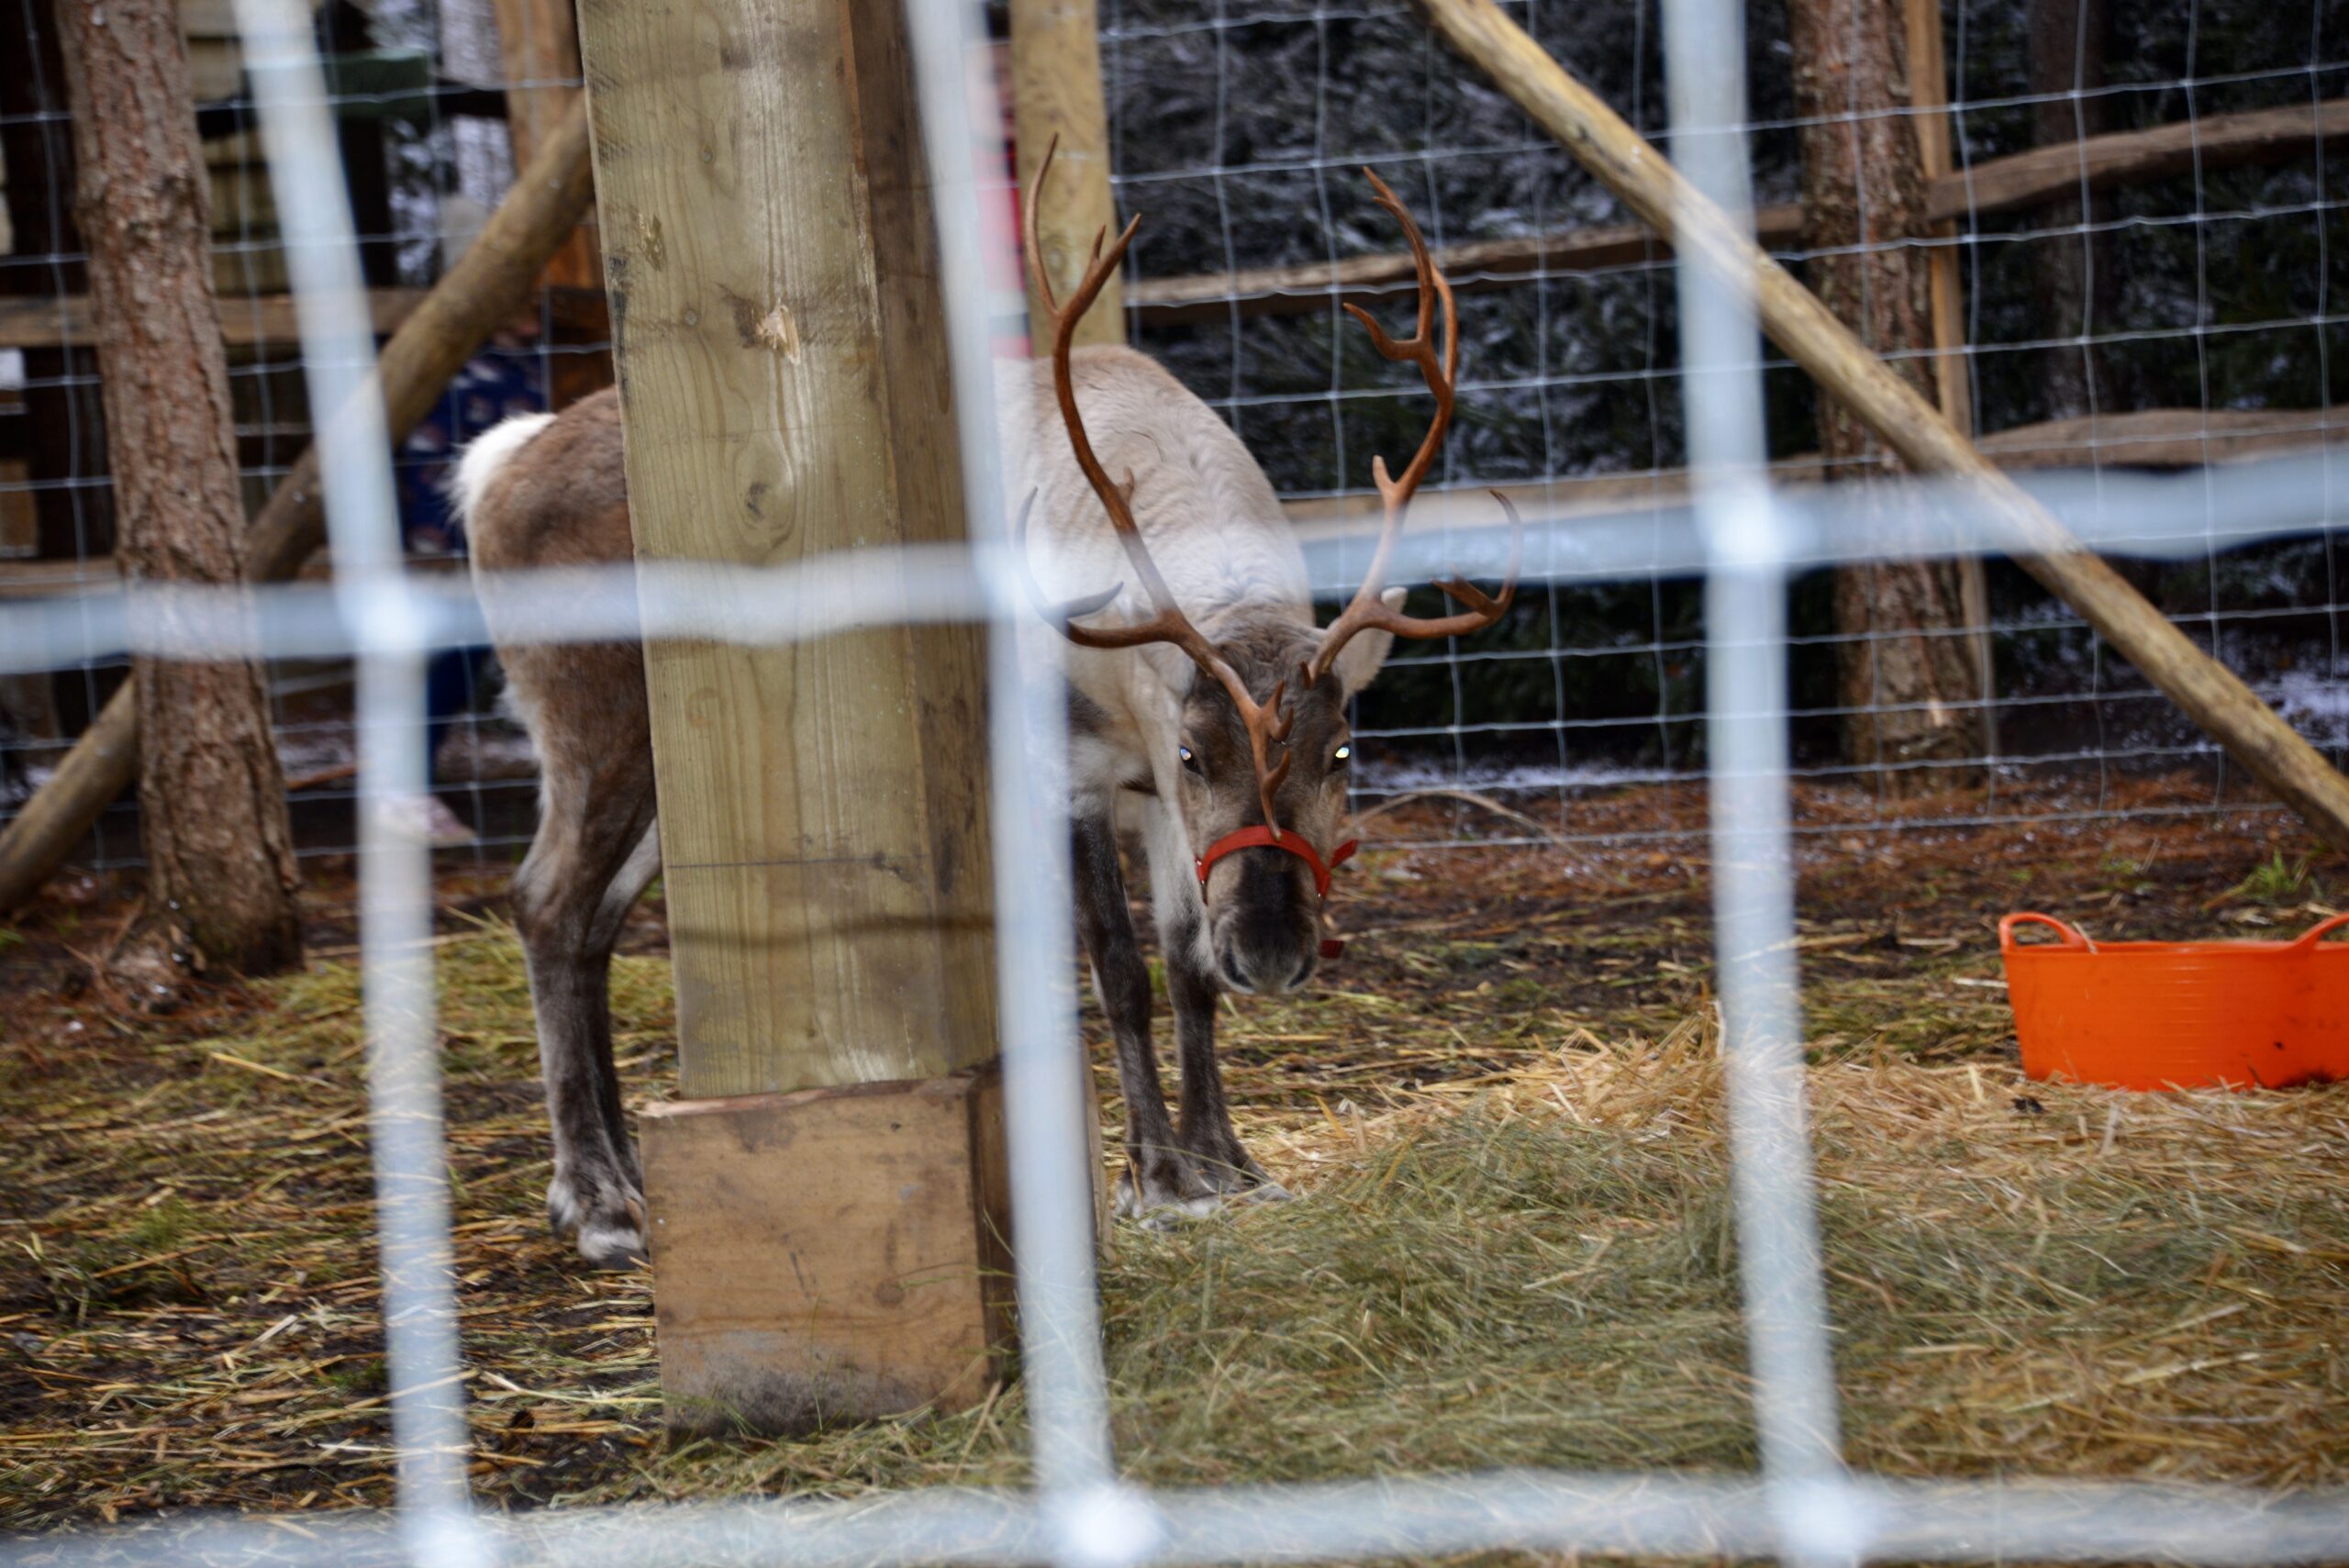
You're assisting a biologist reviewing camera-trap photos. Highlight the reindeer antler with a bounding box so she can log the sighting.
[1301,170,1523,691]
[1018,138,1297,835]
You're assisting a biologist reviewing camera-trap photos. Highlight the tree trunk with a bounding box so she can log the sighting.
[58,0,302,978]
[1788,0,1984,792]
[2030,0,2119,420]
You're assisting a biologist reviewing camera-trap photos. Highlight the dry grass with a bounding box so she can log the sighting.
[6,790,2349,1536]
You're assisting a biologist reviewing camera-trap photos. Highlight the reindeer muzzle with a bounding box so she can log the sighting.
[1194,827,1360,960]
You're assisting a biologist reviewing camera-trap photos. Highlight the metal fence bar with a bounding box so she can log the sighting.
[230,2,483,1563]
[14,1473,2349,1568]
[1661,2,1852,1564]
[898,0,1142,1559]
[10,443,2349,673]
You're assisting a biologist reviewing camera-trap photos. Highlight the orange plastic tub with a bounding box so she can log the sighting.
[1999,911,2349,1090]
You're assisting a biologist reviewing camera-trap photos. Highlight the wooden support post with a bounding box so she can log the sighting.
[575,0,1007,1431]
[1010,0,1126,346]
[1905,0,1996,754]
[1414,0,2349,849]
[1904,0,1968,437]
[1788,0,1984,790]
[487,0,609,407]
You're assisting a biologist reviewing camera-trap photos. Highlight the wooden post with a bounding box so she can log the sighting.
[1789,0,1983,790]
[1010,0,1125,346]
[487,0,609,408]
[1413,0,2349,849]
[1904,0,1967,437]
[1905,0,1994,751]
[575,0,1008,1431]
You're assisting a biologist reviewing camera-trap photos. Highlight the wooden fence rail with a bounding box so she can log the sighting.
[6,98,2339,346]
[1126,96,2349,324]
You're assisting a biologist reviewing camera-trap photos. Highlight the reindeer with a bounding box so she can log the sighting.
[456,150,1517,1264]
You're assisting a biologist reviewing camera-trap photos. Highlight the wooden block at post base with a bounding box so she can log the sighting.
[640,1062,1013,1434]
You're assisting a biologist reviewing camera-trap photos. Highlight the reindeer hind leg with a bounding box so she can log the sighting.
[508,649,658,1268]
[584,818,661,1188]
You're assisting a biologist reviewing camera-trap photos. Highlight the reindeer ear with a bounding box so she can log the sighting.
[1330,586,1408,696]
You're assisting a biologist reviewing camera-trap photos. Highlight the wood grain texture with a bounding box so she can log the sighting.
[641,1065,1011,1431]
[1904,0,1969,435]
[1010,0,1125,345]
[1905,0,1995,748]
[1126,215,1799,323]
[577,0,998,1096]
[1790,0,1983,789]
[1925,95,2349,227]
[1413,0,2349,848]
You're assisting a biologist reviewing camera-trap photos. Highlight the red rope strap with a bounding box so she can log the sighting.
[1194,827,1360,960]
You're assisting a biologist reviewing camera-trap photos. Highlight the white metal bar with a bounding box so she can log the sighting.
[14,1473,2349,1568]
[899,3,1143,1562]
[230,2,483,1563]
[1661,0,1851,1563]
[8,447,2349,674]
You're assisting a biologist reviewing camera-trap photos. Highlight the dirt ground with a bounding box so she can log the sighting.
[3,772,2346,1535]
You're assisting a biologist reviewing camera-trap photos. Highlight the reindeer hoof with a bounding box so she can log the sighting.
[1114,1159,1289,1228]
[574,1223,649,1270]
[549,1173,648,1269]
[1113,1167,1224,1229]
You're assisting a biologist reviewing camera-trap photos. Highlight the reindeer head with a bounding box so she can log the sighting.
[1019,143,1521,994]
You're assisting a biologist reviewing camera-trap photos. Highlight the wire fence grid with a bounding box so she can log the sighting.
[1097,0,2349,845]
[4,0,2349,1562]
[0,0,605,868]
[2,0,2347,869]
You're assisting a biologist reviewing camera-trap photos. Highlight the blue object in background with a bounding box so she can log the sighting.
[395,347,544,766]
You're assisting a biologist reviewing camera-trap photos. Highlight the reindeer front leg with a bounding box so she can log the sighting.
[1141,805,1283,1199]
[1070,812,1218,1222]
[1166,944,1282,1197]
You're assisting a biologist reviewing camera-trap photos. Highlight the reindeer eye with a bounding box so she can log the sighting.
[1331,743,1353,767]
[1178,744,1200,773]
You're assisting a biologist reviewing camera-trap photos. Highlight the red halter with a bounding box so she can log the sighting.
[1194,827,1360,960]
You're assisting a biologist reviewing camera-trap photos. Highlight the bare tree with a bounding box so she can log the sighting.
[59,0,302,981]
[1788,0,1985,792]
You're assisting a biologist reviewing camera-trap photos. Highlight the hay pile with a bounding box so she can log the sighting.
[6,920,2344,1528]
[1088,1022,2349,1491]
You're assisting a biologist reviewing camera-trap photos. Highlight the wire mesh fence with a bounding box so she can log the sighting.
[0,0,607,867]
[5,0,2349,1562]
[1098,0,2349,848]
[3,0,2346,869]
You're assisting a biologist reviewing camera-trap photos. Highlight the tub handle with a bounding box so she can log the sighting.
[2285,911,2349,951]
[2000,912,2094,952]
